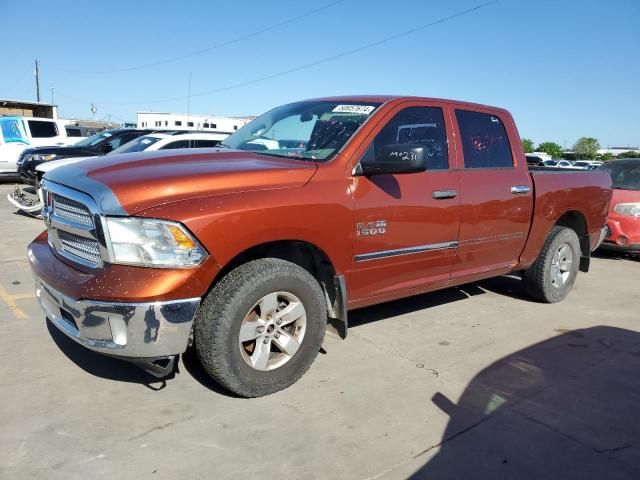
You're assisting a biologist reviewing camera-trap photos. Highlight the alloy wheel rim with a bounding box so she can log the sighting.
[239,291,307,371]
[550,243,573,288]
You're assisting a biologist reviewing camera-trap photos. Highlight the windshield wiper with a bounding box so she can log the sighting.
[254,151,315,162]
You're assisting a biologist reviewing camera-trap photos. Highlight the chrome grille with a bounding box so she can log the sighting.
[42,182,105,269]
[58,230,102,265]
[53,194,94,226]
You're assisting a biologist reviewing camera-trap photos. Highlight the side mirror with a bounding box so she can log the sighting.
[431,392,456,416]
[359,144,426,176]
[102,142,113,153]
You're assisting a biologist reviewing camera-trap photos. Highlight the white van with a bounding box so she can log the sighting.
[0,116,74,177]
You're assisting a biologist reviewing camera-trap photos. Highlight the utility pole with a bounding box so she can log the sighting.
[34,59,41,102]
[187,72,192,128]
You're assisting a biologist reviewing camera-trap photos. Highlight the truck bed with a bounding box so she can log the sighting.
[519,169,612,268]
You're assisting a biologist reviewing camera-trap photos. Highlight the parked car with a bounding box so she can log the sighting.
[36,132,227,174]
[525,154,544,166]
[571,160,603,170]
[598,158,640,253]
[556,160,577,169]
[15,128,156,186]
[8,132,227,214]
[586,161,603,170]
[29,96,612,397]
[543,160,559,167]
[0,116,76,178]
[63,124,91,141]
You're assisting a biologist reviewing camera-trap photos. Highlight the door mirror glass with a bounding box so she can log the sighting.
[360,143,427,176]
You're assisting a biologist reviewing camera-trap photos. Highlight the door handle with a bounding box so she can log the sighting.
[432,189,458,200]
[511,185,531,195]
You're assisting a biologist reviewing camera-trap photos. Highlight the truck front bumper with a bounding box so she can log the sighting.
[35,278,200,358]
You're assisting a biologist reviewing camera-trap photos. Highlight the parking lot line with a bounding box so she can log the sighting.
[0,284,33,319]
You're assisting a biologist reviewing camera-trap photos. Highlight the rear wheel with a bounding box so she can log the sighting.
[522,226,581,303]
[194,258,326,397]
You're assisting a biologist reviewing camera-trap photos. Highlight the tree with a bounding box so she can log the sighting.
[573,137,600,160]
[537,142,564,159]
[521,138,535,153]
[616,150,640,159]
[597,152,614,161]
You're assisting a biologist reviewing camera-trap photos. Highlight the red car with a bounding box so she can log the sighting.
[599,158,640,253]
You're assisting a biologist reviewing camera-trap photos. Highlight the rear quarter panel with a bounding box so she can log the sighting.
[518,170,612,268]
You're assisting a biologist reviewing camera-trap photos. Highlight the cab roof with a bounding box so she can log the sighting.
[302,95,508,113]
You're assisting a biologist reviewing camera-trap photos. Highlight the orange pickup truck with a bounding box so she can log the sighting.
[29,96,612,397]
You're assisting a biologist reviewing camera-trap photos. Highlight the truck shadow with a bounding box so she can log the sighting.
[46,319,238,395]
[349,274,528,328]
[408,326,640,479]
[593,249,640,262]
[46,320,170,389]
[46,274,532,394]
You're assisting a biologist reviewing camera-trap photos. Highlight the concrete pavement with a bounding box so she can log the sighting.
[0,183,639,480]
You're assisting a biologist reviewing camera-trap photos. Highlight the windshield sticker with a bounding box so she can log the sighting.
[103,132,112,137]
[141,138,153,144]
[332,105,375,115]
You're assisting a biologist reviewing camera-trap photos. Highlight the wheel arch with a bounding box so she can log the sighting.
[210,239,347,338]
[554,209,590,272]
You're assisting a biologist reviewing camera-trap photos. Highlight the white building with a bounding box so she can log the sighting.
[137,111,253,134]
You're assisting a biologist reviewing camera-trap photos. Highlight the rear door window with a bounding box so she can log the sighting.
[65,127,82,137]
[196,139,221,148]
[160,140,191,149]
[456,110,513,168]
[27,120,59,138]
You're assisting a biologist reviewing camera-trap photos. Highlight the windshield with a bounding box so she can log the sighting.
[0,118,28,144]
[74,131,113,147]
[599,161,640,191]
[111,135,162,154]
[222,101,381,161]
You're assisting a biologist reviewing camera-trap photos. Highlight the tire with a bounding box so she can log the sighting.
[194,258,327,397]
[522,226,581,303]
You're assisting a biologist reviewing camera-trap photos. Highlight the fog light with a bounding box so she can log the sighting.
[618,235,629,246]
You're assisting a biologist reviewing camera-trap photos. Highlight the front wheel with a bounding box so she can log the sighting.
[522,226,581,303]
[194,258,327,397]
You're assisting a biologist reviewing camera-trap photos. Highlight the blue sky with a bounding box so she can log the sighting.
[2,0,638,147]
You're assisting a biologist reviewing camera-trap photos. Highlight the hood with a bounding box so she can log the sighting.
[44,149,318,214]
[23,145,99,157]
[37,155,94,173]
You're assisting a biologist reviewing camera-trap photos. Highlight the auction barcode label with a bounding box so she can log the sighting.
[332,105,375,115]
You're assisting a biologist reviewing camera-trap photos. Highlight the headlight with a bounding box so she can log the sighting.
[105,217,207,267]
[17,153,32,165]
[614,203,640,217]
[32,153,57,162]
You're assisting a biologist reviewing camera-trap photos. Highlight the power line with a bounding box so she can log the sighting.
[57,0,502,107]
[59,0,345,75]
